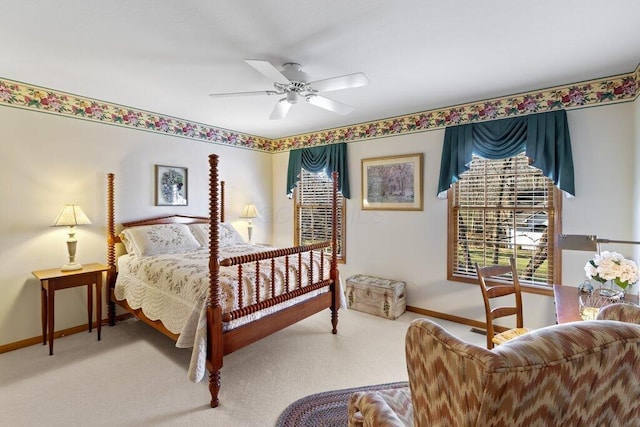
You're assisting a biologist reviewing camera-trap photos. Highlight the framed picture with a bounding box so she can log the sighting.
[361,153,423,211]
[155,165,188,206]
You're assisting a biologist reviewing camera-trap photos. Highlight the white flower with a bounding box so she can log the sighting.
[584,251,639,289]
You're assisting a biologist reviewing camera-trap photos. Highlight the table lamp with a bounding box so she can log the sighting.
[52,204,91,271]
[558,233,640,302]
[240,204,259,243]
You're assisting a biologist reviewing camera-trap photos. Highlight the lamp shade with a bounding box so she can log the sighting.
[52,204,92,227]
[240,204,259,219]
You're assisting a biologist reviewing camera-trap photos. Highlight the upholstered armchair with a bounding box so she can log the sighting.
[596,302,640,324]
[349,318,640,426]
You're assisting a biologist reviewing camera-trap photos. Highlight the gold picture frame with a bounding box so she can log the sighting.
[361,153,423,211]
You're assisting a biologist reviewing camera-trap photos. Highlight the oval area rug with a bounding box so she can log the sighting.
[276,381,409,427]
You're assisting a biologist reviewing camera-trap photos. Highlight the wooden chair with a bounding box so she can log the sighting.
[475,258,530,349]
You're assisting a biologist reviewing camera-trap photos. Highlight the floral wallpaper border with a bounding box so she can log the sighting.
[0,79,272,152]
[276,64,640,151]
[1,62,639,153]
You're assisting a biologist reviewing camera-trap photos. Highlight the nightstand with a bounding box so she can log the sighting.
[32,263,109,355]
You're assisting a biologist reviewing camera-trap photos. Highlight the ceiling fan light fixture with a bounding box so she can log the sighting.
[286,91,299,104]
[270,98,292,120]
[211,60,369,119]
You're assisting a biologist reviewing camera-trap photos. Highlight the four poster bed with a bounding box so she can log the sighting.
[106,154,341,407]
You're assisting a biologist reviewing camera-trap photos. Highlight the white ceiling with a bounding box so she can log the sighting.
[3,1,640,139]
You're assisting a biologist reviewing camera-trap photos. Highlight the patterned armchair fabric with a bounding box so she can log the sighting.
[348,387,413,427]
[596,302,640,324]
[349,318,640,427]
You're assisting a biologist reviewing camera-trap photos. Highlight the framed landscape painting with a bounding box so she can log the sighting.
[361,153,423,211]
[155,165,188,206]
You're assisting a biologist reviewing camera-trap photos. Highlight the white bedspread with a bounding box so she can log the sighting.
[114,243,343,382]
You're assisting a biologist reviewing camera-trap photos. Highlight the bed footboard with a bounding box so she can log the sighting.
[220,242,332,321]
[206,155,341,408]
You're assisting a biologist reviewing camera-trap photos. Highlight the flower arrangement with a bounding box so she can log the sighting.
[584,251,639,290]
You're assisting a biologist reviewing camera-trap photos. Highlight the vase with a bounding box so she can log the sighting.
[579,292,609,320]
[599,280,626,301]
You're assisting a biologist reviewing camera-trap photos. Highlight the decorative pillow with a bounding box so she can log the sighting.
[119,223,201,257]
[119,232,136,255]
[187,222,244,247]
[187,223,210,247]
[220,222,245,246]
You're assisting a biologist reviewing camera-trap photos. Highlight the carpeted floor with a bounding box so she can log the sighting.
[276,381,409,427]
[1,309,484,426]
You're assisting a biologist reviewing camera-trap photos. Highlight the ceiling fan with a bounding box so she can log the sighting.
[209,59,370,120]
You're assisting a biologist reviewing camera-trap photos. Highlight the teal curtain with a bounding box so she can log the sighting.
[437,110,575,196]
[286,142,350,198]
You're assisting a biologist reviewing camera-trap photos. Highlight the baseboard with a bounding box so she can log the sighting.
[3,308,500,354]
[0,314,132,354]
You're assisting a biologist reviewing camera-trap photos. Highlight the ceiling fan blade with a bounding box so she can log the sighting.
[308,72,370,93]
[209,90,279,97]
[270,98,292,120]
[245,59,291,84]
[305,94,354,115]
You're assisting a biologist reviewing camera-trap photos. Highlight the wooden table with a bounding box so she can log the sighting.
[32,263,108,355]
[553,284,639,324]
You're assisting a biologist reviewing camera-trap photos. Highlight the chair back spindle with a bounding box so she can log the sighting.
[475,257,529,349]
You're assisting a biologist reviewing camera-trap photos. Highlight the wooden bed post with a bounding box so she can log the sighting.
[105,160,339,409]
[220,181,225,223]
[107,173,117,326]
[207,154,224,408]
[330,171,340,334]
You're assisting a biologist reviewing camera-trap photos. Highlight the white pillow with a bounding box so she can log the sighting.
[220,222,245,246]
[119,223,201,257]
[119,232,136,255]
[187,223,210,246]
[187,222,244,247]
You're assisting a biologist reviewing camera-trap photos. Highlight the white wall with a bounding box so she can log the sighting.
[2,99,637,347]
[0,107,272,346]
[274,102,636,329]
[563,103,637,285]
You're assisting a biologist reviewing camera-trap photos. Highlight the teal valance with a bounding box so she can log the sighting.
[437,110,575,196]
[287,142,350,198]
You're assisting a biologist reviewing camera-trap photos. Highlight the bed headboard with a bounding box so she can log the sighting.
[120,215,209,228]
[106,174,225,237]
[106,172,225,281]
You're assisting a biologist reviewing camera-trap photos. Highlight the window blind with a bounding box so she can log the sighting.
[451,153,557,287]
[295,168,345,259]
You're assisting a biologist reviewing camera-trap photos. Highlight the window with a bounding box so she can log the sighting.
[294,168,346,262]
[448,152,561,289]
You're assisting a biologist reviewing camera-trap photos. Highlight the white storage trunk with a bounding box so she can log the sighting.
[346,274,406,320]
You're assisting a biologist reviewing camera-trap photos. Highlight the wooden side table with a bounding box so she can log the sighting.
[32,263,109,355]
